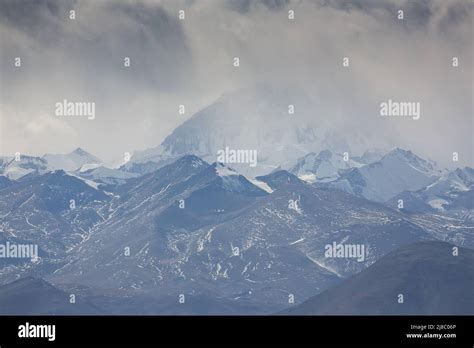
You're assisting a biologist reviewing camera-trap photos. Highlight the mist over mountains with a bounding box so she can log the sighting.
[1,0,472,169]
[0,0,472,315]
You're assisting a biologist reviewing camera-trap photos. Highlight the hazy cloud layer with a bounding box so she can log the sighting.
[0,0,472,167]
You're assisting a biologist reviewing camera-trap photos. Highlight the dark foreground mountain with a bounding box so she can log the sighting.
[0,277,101,314]
[283,241,474,315]
[0,277,276,315]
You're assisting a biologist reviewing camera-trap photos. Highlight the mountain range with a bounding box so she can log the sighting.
[0,150,472,313]
[0,89,472,315]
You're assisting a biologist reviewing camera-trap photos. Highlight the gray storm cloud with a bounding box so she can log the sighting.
[0,0,472,167]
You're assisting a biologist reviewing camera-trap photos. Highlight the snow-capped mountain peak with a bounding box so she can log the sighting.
[43,148,102,172]
[71,147,89,156]
[124,86,330,177]
[0,155,49,180]
[329,148,442,202]
[290,149,363,183]
[381,147,438,174]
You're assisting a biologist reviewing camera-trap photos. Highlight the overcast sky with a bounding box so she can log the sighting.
[0,0,472,167]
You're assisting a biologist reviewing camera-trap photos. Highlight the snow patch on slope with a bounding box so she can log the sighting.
[215,163,238,177]
[249,179,274,193]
